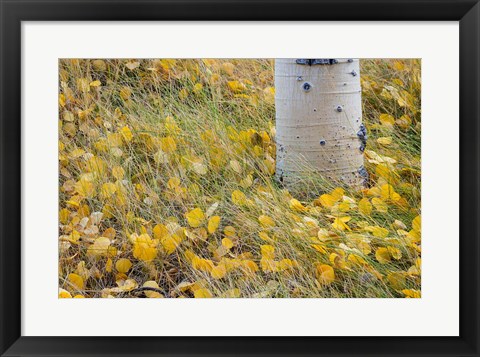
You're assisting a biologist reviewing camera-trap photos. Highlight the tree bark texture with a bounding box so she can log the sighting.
[275,58,366,188]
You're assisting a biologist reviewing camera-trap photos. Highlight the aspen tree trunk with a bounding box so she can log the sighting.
[275,58,366,188]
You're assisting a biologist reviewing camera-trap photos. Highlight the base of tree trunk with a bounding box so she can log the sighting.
[275,58,366,189]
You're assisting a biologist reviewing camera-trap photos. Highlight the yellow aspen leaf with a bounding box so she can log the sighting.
[207,216,221,234]
[153,224,168,240]
[260,258,277,272]
[86,156,107,176]
[89,80,101,87]
[185,208,205,228]
[120,126,133,142]
[372,197,388,213]
[125,61,140,70]
[194,288,213,298]
[393,219,407,230]
[75,177,95,198]
[111,166,125,180]
[87,237,112,257]
[412,215,421,233]
[63,122,77,137]
[263,87,275,103]
[259,231,272,241]
[132,234,158,262]
[223,288,241,298]
[387,246,402,260]
[160,234,182,254]
[365,225,389,238]
[376,164,398,183]
[304,216,319,227]
[101,182,117,199]
[179,88,189,100]
[393,60,405,70]
[111,278,137,292]
[59,208,70,224]
[375,247,391,264]
[396,114,412,129]
[210,73,220,84]
[357,241,372,255]
[211,264,227,279]
[74,295,85,298]
[408,229,421,243]
[76,78,90,92]
[319,194,337,208]
[59,93,66,107]
[289,198,307,212]
[402,289,421,298]
[380,184,401,201]
[102,204,114,219]
[379,114,395,126]
[160,136,177,153]
[192,83,203,94]
[336,200,351,213]
[224,226,236,237]
[277,259,296,272]
[192,162,207,175]
[242,260,259,274]
[175,281,195,292]
[59,288,72,298]
[110,147,123,158]
[387,272,406,290]
[105,258,113,273]
[316,264,335,285]
[205,202,219,217]
[311,244,327,254]
[68,273,84,290]
[227,80,247,93]
[347,254,367,265]
[261,245,275,259]
[115,258,132,273]
[167,177,181,189]
[221,62,235,76]
[75,261,89,281]
[143,281,163,298]
[366,186,381,197]
[165,116,182,134]
[119,87,132,100]
[358,198,372,215]
[331,187,345,200]
[240,174,253,188]
[63,111,75,122]
[407,264,420,276]
[102,225,117,239]
[153,150,168,164]
[258,215,275,228]
[329,252,347,269]
[263,155,275,175]
[377,136,393,145]
[222,237,234,249]
[192,257,214,272]
[106,133,123,147]
[229,160,242,174]
[332,216,351,231]
[231,190,247,205]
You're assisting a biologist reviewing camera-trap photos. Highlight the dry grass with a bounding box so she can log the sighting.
[58,58,421,298]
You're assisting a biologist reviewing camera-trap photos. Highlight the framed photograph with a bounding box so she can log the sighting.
[1,0,479,356]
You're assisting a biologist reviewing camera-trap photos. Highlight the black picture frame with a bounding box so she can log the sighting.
[1,0,479,356]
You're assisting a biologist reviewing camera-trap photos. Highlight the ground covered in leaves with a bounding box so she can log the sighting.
[58,59,421,298]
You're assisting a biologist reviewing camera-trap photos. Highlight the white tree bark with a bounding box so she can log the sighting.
[275,58,366,188]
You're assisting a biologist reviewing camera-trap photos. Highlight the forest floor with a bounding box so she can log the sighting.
[58,58,421,298]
